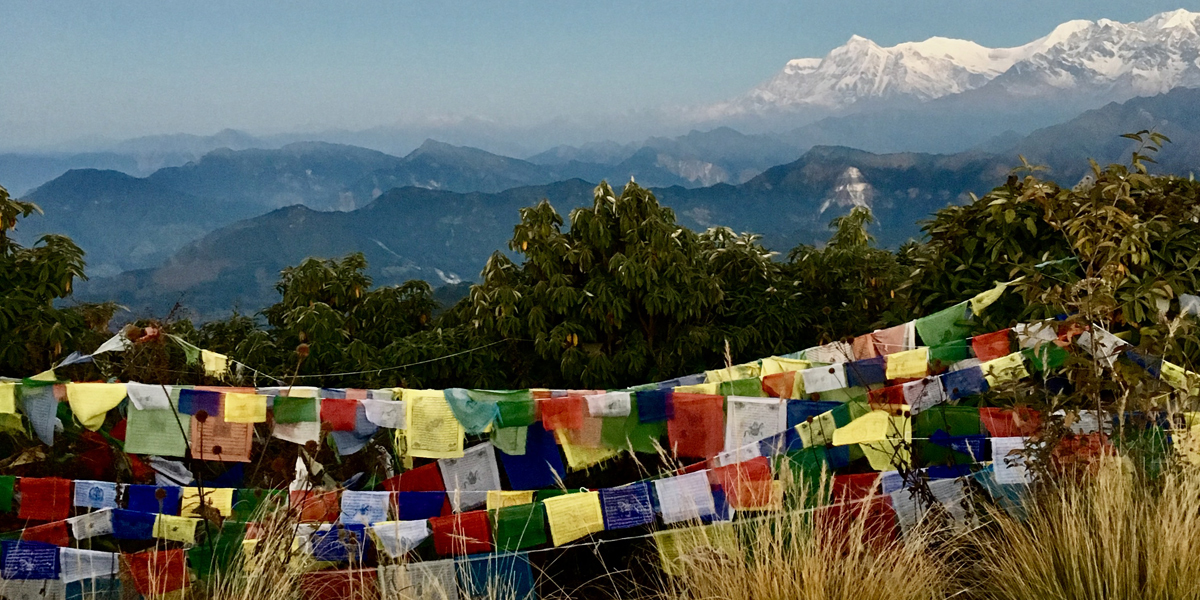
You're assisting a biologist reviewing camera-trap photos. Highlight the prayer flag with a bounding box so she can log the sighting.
[972,329,1013,362]
[801,364,848,395]
[486,491,534,511]
[123,550,188,595]
[152,515,198,544]
[176,389,221,417]
[497,423,565,490]
[404,389,465,459]
[438,443,502,512]
[309,524,370,563]
[845,357,887,388]
[654,471,716,524]
[22,521,69,547]
[668,394,725,459]
[67,510,113,540]
[124,383,171,411]
[599,482,655,529]
[222,393,267,423]
[18,478,72,522]
[490,502,547,551]
[73,481,118,510]
[289,490,340,522]
[339,491,391,525]
[64,383,127,431]
[430,511,492,556]
[125,485,181,515]
[371,520,430,558]
[123,408,190,457]
[111,510,156,540]
[542,491,604,546]
[190,412,253,462]
[58,549,118,583]
[886,348,929,381]
[2,541,60,580]
[181,487,234,518]
[273,396,318,423]
[915,302,970,346]
[457,552,535,600]
[378,560,458,600]
[321,398,359,432]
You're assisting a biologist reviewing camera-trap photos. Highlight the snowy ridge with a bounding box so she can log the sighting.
[708,9,1200,116]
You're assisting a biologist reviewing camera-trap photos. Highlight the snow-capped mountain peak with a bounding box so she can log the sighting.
[711,9,1200,116]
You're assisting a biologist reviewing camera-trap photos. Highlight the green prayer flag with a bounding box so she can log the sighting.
[777,447,831,509]
[601,397,665,454]
[273,396,318,423]
[232,489,286,521]
[1024,344,1068,372]
[491,426,528,455]
[124,408,190,457]
[718,378,767,398]
[813,387,869,403]
[915,301,971,347]
[181,343,201,366]
[914,405,985,465]
[495,398,537,428]
[491,502,547,551]
[929,340,971,371]
[189,521,247,579]
[0,476,14,513]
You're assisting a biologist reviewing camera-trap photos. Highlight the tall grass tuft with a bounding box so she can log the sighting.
[964,457,1200,600]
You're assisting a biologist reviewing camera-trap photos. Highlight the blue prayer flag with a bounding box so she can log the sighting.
[125,485,182,515]
[599,482,655,529]
[2,541,60,580]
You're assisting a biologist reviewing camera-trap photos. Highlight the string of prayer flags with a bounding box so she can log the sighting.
[496,423,565,491]
[64,383,127,431]
[405,389,465,459]
[340,491,391,526]
[153,515,199,544]
[59,549,119,583]
[439,442,502,512]
[222,393,267,423]
[886,348,929,381]
[654,471,716,524]
[371,520,431,558]
[430,511,492,556]
[124,549,188,595]
[491,502,547,551]
[915,301,971,347]
[668,394,725,459]
[2,540,60,580]
[542,491,604,546]
[126,485,182,515]
[68,509,114,540]
[18,477,72,522]
[73,480,119,509]
[181,487,234,518]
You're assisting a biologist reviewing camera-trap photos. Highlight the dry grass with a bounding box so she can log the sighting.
[963,456,1200,600]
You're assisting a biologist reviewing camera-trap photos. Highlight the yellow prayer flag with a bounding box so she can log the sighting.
[65,382,128,430]
[654,523,738,576]
[555,429,620,471]
[1162,361,1200,395]
[153,514,199,544]
[200,350,229,378]
[704,362,761,384]
[223,393,267,423]
[673,383,720,394]
[0,382,15,414]
[29,369,57,382]
[402,389,464,459]
[981,352,1030,387]
[970,281,1009,314]
[760,357,811,376]
[795,411,837,447]
[542,491,604,546]
[859,415,913,471]
[181,487,235,518]
[486,490,534,511]
[885,348,928,381]
[831,410,891,446]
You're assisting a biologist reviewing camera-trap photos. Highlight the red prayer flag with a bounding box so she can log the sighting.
[382,462,445,492]
[852,334,879,360]
[17,477,72,521]
[539,396,584,431]
[321,398,359,432]
[430,510,492,556]
[124,549,188,595]
[22,521,69,547]
[668,393,725,459]
[300,569,379,600]
[832,473,880,502]
[290,490,341,522]
[972,329,1013,362]
[761,371,796,399]
[708,456,773,509]
[979,407,1041,437]
[867,385,906,409]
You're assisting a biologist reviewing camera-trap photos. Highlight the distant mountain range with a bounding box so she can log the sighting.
[57,87,1199,320]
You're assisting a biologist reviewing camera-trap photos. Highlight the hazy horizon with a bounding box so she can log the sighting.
[1,1,1195,151]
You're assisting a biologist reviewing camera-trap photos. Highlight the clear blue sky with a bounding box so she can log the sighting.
[1,0,1194,148]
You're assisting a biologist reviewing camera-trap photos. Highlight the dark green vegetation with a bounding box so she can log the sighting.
[6,130,1200,397]
[14,89,1197,321]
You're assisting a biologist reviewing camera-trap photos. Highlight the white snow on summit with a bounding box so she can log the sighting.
[708,9,1200,116]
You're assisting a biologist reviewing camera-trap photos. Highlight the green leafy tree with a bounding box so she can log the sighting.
[0,184,113,374]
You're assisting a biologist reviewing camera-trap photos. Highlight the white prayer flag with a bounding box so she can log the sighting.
[339,490,392,525]
[438,442,502,512]
[58,549,120,583]
[68,509,114,540]
[73,480,119,509]
[801,364,848,394]
[653,471,715,524]
[371,520,431,558]
[585,392,632,418]
[991,437,1032,484]
[362,399,406,429]
[125,383,173,410]
[724,396,786,453]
